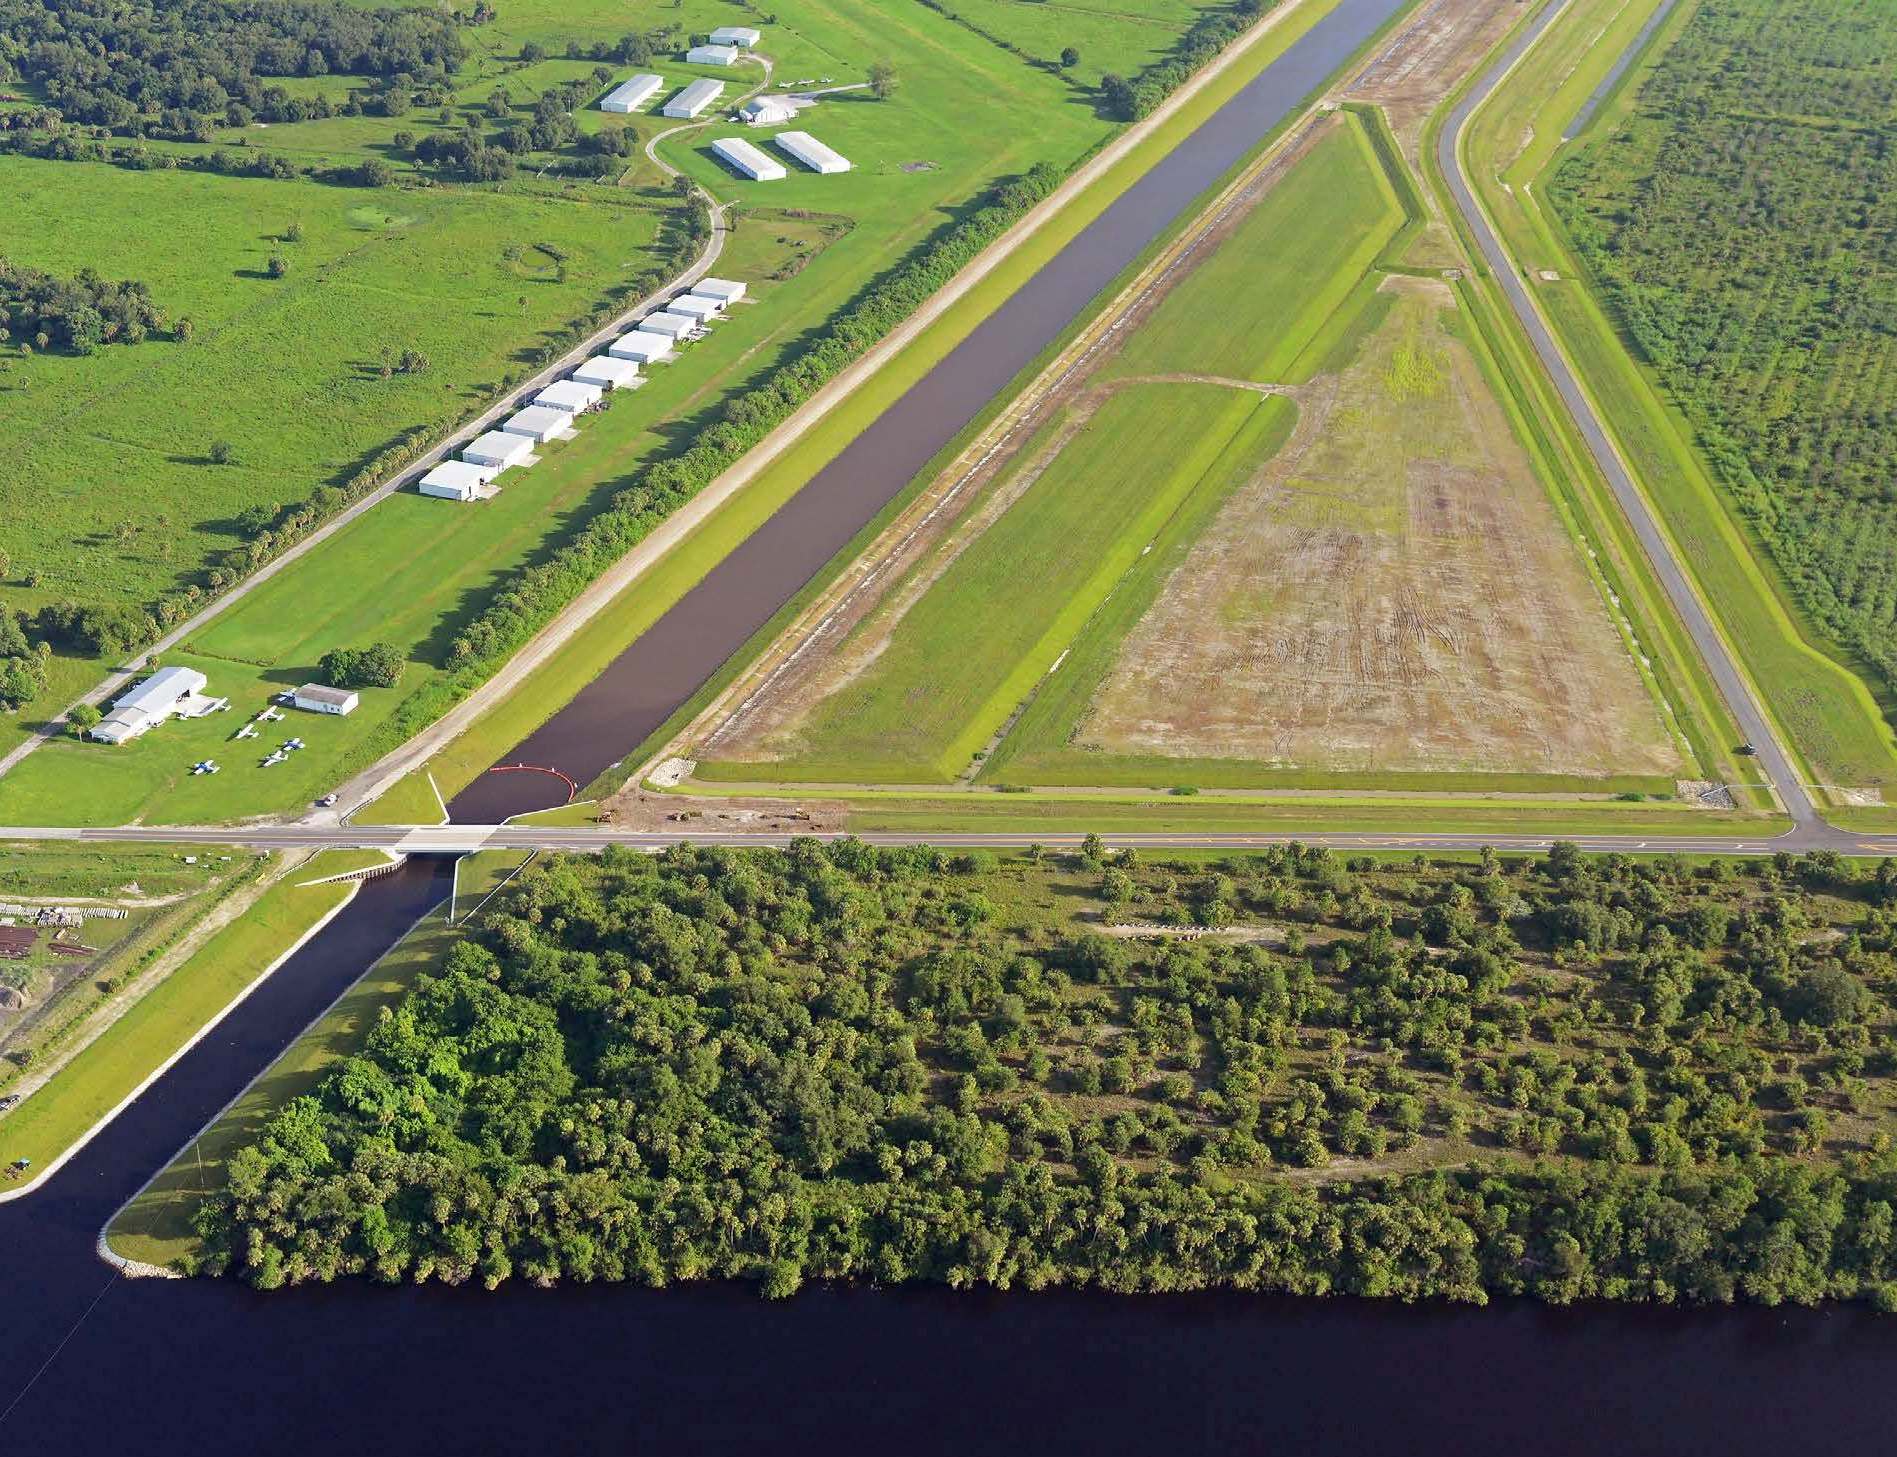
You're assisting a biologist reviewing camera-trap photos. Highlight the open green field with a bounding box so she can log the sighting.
[106,904,457,1270]
[0,841,237,899]
[0,850,369,1183]
[1459,0,1897,794]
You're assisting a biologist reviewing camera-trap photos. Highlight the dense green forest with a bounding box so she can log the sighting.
[0,0,468,135]
[0,258,165,354]
[197,841,1897,1306]
[1551,0,1897,697]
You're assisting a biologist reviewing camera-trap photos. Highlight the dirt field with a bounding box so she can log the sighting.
[1070,277,1683,777]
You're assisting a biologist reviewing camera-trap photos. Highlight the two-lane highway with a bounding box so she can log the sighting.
[1437,0,1821,833]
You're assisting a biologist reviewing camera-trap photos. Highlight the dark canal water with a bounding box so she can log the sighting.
[12,2,1897,1450]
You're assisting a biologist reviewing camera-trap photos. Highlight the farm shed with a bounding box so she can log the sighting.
[672,293,724,322]
[419,460,496,501]
[501,405,576,443]
[292,684,359,716]
[600,74,664,113]
[90,666,211,744]
[663,79,726,118]
[572,354,641,390]
[694,277,747,304]
[462,431,535,470]
[686,44,739,66]
[739,95,798,127]
[712,136,787,181]
[710,26,762,46]
[639,310,701,339]
[535,379,604,413]
[775,130,851,174]
[609,331,675,363]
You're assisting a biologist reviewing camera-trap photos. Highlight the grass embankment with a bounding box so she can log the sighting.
[0,841,236,899]
[1456,0,1897,794]
[0,849,371,1188]
[371,0,1362,813]
[106,906,460,1269]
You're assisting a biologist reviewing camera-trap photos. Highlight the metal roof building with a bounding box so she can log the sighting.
[672,294,723,322]
[500,405,576,443]
[91,666,210,744]
[685,43,739,66]
[600,73,664,113]
[609,331,674,363]
[710,26,762,46]
[419,460,497,500]
[535,379,604,413]
[639,310,701,338]
[571,354,641,390]
[662,78,727,118]
[712,136,787,181]
[463,430,535,469]
[292,684,359,716]
[775,130,851,174]
[693,277,747,304]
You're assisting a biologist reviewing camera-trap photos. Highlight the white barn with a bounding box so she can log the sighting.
[686,43,739,66]
[535,379,603,413]
[775,130,851,174]
[609,331,674,363]
[600,74,664,113]
[572,354,641,390]
[91,666,212,744]
[463,430,535,470]
[292,683,359,716]
[639,310,701,339]
[693,277,747,304]
[501,405,575,443]
[662,78,726,118]
[739,95,798,127]
[712,136,786,181]
[710,26,762,47]
[672,293,723,322]
[419,460,497,501]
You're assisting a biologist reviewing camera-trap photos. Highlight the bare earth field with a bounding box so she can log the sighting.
[1071,277,1683,777]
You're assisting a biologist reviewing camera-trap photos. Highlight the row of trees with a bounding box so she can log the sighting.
[1101,0,1269,121]
[0,259,166,355]
[0,0,467,136]
[0,612,48,709]
[194,840,1897,1304]
[316,642,403,688]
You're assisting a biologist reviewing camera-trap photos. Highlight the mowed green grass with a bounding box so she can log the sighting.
[707,382,1270,782]
[1105,114,1404,383]
[0,852,367,1183]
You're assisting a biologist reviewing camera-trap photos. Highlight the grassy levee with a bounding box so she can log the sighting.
[1453,0,1897,795]
[106,906,459,1270]
[358,767,446,827]
[378,0,1390,810]
[1412,0,1755,801]
[0,850,371,1188]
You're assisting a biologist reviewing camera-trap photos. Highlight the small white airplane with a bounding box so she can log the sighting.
[261,750,286,767]
[233,724,257,740]
[190,760,220,776]
[286,737,305,751]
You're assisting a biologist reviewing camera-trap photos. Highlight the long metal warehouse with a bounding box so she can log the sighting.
[599,74,664,113]
[609,332,674,363]
[462,430,534,470]
[639,310,701,339]
[571,354,641,390]
[774,130,851,174]
[662,78,726,118]
[712,136,787,181]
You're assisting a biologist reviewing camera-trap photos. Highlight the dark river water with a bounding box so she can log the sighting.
[11,2,1897,1450]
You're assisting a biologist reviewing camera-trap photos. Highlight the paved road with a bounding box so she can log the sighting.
[1437,0,1820,831]
[0,819,1889,856]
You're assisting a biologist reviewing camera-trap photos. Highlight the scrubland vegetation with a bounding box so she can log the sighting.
[187,842,1897,1306]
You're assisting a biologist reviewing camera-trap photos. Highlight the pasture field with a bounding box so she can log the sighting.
[1460,0,1897,793]
[0,0,1154,822]
[692,105,1691,799]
